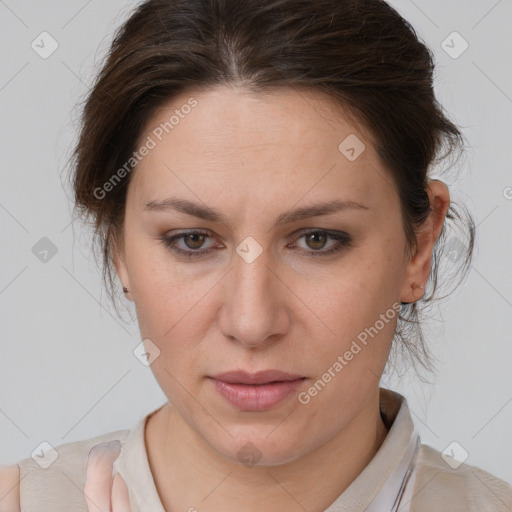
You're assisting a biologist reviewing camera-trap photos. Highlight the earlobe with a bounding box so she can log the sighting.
[399,179,450,304]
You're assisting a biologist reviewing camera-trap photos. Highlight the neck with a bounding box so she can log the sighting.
[145,388,388,512]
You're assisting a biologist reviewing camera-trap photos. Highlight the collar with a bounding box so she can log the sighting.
[113,404,167,512]
[323,388,419,512]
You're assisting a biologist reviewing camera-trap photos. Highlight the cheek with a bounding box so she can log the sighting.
[125,236,199,325]
[126,240,220,384]
[295,238,404,379]
[308,240,403,332]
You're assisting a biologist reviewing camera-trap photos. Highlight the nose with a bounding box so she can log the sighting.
[218,246,291,349]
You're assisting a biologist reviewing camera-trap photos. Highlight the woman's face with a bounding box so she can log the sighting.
[116,85,421,465]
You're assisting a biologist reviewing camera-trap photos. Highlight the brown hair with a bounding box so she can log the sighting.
[68,0,475,376]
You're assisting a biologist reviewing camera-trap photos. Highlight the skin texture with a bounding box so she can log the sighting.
[113,85,450,512]
[0,85,449,512]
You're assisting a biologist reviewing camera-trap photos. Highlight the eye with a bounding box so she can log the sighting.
[160,230,217,258]
[159,229,352,259]
[290,230,353,257]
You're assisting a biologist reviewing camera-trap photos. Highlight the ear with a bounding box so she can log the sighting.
[400,179,450,304]
[113,232,134,302]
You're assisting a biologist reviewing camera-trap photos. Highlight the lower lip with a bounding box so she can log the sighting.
[210,378,305,411]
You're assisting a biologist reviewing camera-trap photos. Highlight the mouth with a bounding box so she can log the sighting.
[208,370,306,411]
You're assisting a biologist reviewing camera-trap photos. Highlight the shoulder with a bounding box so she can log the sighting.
[2,427,131,512]
[410,443,512,511]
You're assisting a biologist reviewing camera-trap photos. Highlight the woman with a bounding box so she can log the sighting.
[1,0,510,511]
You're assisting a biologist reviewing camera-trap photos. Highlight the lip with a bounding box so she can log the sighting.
[210,370,304,385]
[208,370,306,411]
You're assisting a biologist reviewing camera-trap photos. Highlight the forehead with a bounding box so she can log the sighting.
[129,85,393,210]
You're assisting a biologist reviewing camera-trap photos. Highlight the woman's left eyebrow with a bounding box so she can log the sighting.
[274,200,369,226]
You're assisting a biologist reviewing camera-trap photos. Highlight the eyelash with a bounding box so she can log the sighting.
[159,230,353,259]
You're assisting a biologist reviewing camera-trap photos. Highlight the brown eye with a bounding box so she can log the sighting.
[160,230,216,259]
[292,230,353,258]
[183,232,207,249]
[305,232,328,250]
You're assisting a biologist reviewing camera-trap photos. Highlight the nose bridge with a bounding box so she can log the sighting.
[220,242,287,347]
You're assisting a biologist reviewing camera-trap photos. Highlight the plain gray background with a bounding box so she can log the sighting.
[1,0,511,484]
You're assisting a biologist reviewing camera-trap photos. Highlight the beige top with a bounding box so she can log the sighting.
[13,388,512,511]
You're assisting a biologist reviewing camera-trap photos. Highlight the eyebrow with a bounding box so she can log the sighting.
[144,197,369,226]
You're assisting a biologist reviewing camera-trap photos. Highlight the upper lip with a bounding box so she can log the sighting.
[210,370,305,385]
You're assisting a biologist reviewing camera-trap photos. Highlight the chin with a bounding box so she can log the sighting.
[206,428,312,468]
